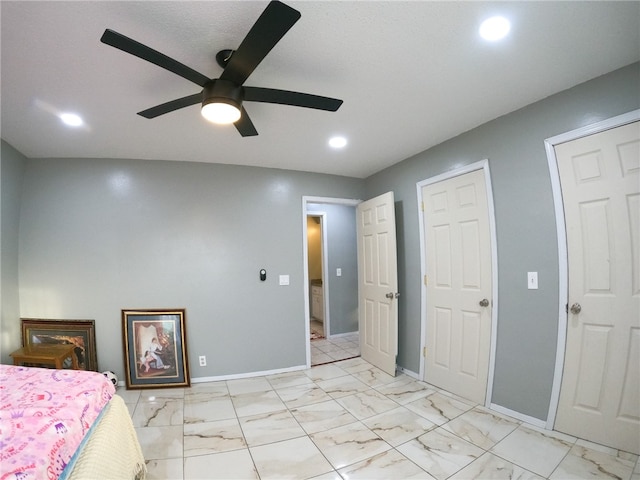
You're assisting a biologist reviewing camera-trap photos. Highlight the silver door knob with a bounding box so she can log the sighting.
[570,303,582,314]
[479,298,489,307]
[395,293,400,299]
[385,292,394,299]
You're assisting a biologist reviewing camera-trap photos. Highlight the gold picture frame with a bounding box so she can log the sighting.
[122,308,190,389]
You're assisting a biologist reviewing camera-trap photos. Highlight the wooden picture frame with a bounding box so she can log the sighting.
[20,318,98,371]
[122,309,190,389]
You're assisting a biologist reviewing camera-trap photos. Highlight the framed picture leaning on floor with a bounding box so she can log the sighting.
[21,318,98,371]
[122,308,190,389]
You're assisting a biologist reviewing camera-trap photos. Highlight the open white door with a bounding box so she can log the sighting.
[554,120,640,454]
[357,192,399,376]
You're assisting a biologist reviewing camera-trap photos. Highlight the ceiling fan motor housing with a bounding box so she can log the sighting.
[202,79,243,110]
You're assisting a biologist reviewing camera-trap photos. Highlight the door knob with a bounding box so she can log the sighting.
[570,303,582,314]
[479,298,489,307]
[385,292,394,299]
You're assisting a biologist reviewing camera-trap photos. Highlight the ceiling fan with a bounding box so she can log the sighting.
[100,0,343,137]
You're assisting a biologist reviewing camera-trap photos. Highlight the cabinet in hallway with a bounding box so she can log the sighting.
[311,284,324,322]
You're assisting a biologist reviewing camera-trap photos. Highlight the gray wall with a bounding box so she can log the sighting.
[3,62,638,424]
[307,203,358,335]
[364,62,640,420]
[14,157,363,379]
[0,141,26,360]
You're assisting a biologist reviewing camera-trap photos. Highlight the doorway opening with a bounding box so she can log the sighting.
[302,196,361,367]
[307,214,326,340]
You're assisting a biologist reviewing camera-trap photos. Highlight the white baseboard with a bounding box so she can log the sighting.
[191,364,307,384]
[490,403,547,429]
[397,365,420,379]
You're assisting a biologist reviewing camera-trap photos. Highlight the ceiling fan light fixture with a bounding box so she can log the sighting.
[201,79,243,124]
[201,101,241,124]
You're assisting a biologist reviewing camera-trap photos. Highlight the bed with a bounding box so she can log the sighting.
[0,364,146,480]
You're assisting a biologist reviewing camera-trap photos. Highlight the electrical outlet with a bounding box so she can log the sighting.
[199,355,206,367]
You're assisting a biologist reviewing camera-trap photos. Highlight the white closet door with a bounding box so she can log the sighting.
[554,121,640,454]
[422,169,492,404]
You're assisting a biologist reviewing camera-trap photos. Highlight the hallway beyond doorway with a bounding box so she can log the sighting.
[311,331,359,366]
[310,319,324,339]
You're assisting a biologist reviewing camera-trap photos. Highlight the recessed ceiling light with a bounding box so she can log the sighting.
[479,16,511,41]
[59,112,84,127]
[329,136,347,149]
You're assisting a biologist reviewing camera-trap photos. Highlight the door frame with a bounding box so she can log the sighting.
[416,159,499,407]
[544,108,640,429]
[302,196,361,367]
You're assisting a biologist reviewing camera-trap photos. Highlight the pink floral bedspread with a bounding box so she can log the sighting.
[0,365,115,480]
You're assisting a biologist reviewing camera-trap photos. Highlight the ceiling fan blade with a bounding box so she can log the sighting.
[101,29,210,87]
[220,1,301,86]
[243,87,343,111]
[234,107,258,137]
[138,93,202,119]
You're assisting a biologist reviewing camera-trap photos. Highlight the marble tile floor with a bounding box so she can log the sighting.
[116,357,640,480]
[311,332,360,366]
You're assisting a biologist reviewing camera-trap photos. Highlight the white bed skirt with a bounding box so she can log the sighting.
[68,394,146,480]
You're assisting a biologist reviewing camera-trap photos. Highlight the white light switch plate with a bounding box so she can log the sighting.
[528,272,538,289]
[336,268,342,277]
[279,275,290,286]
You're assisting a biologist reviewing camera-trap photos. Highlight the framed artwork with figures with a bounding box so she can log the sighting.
[21,318,98,371]
[122,308,190,389]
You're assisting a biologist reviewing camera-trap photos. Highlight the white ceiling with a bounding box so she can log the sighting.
[2,1,638,178]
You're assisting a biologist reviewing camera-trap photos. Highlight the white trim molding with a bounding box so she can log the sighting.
[490,403,547,429]
[415,159,499,409]
[397,366,421,380]
[192,364,307,384]
[544,109,640,430]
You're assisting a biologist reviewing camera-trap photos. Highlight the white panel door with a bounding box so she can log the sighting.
[554,121,640,454]
[422,169,492,404]
[357,192,398,376]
